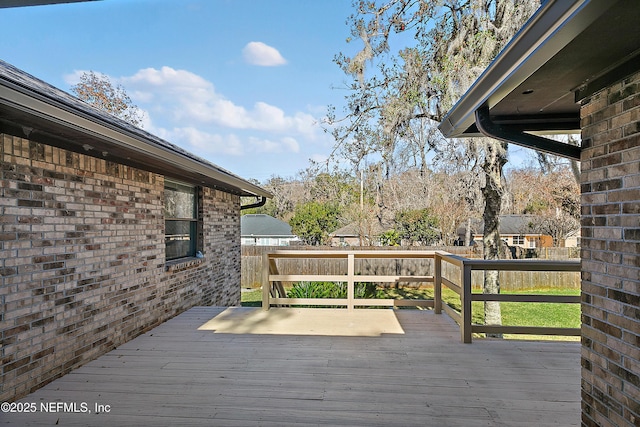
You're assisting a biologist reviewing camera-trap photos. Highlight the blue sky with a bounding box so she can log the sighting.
[0,0,363,182]
[1,0,541,183]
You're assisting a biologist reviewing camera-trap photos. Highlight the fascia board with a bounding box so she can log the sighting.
[0,81,272,198]
[438,0,618,138]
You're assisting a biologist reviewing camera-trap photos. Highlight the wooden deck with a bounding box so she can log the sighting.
[2,307,580,426]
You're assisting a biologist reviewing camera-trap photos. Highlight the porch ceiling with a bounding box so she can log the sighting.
[6,306,581,426]
[439,0,640,145]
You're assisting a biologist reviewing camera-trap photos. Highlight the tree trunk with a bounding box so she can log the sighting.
[481,140,508,338]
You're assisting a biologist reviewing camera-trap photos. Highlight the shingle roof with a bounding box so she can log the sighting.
[461,215,543,236]
[0,59,271,198]
[330,221,392,237]
[241,214,295,237]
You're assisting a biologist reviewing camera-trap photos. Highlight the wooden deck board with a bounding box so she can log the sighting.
[1,307,580,426]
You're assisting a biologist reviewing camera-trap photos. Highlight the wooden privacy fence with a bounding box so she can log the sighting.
[262,249,581,343]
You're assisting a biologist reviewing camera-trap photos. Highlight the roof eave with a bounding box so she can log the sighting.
[0,67,272,199]
[438,0,619,138]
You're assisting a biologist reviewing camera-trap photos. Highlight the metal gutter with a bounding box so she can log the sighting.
[240,196,268,210]
[438,0,619,138]
[474,105,581,160]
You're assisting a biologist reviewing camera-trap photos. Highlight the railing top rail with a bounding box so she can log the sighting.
[435,252,467,267]
[267,250,440,259]
[461,258,580,271]
[436,252,580,271]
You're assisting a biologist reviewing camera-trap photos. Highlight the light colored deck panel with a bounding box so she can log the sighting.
[2,307,580,426]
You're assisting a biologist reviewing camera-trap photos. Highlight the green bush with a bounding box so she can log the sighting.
[287,281,376,299]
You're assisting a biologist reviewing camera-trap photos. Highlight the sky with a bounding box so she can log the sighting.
[0,0,540,184]
[0,0,364,182]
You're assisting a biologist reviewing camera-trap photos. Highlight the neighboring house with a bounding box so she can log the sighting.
[241,214,299,246]
[0,60,271,402]
[462,215,582,248]
[439,1,639,425]
[460,215,550,248]
[563,228,581,248]
[329,221,391,246]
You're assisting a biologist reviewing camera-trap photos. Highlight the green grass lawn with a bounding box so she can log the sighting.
[380,286,580,339]
[241,289,263,307]
[241,286,580,340]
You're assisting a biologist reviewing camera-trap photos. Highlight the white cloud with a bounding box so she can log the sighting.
[280,137,300,153]
[153,127,301,157]
[122,66,215,116]
[242,41,287,66]
[122,66,319,136]
[68,66,322,161]
[156,127,244,156]
[63,70,83,86]
[247,136,300,154]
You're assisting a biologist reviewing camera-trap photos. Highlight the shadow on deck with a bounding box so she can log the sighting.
[2,307,580,426]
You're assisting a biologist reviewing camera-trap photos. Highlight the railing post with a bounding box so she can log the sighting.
[262,252,270,311]
[434,253,442,314]
[347,253,355,311]
[461,261,472,343]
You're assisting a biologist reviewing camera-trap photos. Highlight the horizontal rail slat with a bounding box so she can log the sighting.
[352,299,433,307]
[442,303,461,325]
[471,294,581,303]
[269,274,434,283]
[267,252,352,259]
[270,298,435,308]
[270,275,346,282]
[391,299,434,307]
[436,253,466,268]
[441,277,461,295]
[395,276,434,283]
[267,250,438,259]
[355,275,434,283]
[462,259,580,272]
[271,297,347,306]
[471,325,581,336]
[350,251,437,259]
[352,299,394,306]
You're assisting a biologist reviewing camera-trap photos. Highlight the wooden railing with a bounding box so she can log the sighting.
[263,249,581,343]
[262,250,436,310]
[434,251,581,343]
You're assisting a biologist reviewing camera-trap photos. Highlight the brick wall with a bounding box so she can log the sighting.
[0,133,241,402]
[580,70,640,427]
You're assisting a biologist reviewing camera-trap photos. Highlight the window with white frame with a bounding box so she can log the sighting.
[164,179,198,260]
[512,235,525,245]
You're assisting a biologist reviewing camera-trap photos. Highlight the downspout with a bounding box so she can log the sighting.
[241,196,267,210]
[474,105,581,161]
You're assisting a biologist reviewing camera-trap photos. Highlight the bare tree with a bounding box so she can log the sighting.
[328,0,539,334]
[71,71,144,128]
[505,166,580,247]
